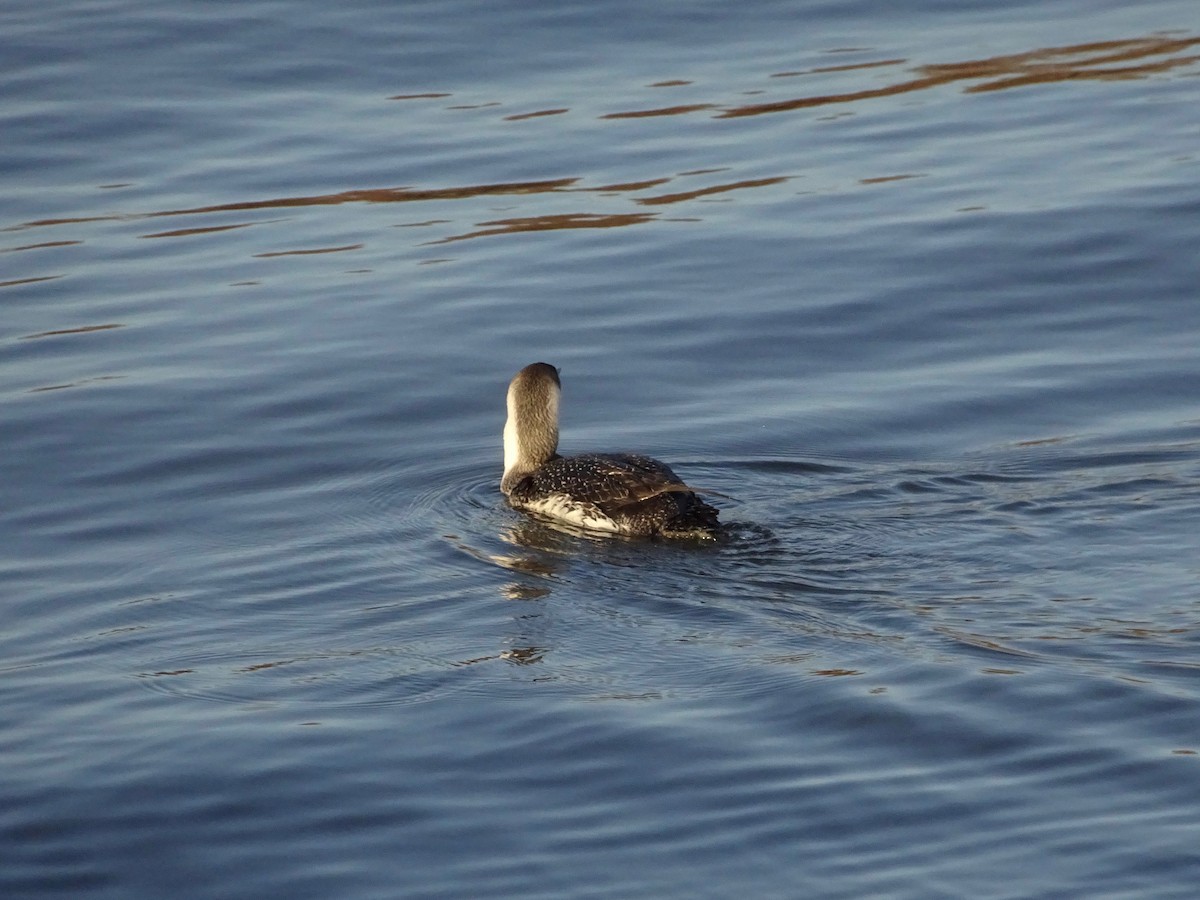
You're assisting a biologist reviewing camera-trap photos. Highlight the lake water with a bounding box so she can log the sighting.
[3,0,1200,897]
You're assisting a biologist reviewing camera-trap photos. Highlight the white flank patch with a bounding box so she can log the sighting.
[521,494,621,533]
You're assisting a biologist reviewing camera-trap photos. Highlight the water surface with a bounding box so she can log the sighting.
[3,0,1200,897]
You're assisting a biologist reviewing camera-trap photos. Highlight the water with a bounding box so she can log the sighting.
[3,0,1200,896]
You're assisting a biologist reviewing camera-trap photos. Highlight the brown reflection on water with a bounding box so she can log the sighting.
[254,243,363,258]
[941,36,1200,93]
[7,34,1193,252]
[504,108,570,121]
[636,176,788,206]
[1,275,63,289]
[859,173,924,186]
[771,58,908,78]
[429,212,657,245]
[591,178,672,193]
[596,34,1198,120]
[1,173,795,249]
[141,222,262,239]
[29,374,124,393]
[8,179,582,233]
[721,35,1200,118]
[22,322,123,340]
[1,240,82,252]
[5,215,118,230]
[602,103,717,120]
[148,179,581,218]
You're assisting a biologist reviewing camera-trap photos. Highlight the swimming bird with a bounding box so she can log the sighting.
[501,362,720,537]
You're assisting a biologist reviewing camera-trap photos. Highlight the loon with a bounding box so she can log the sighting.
[500,362,720,537]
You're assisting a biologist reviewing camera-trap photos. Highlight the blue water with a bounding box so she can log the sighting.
[3,0,1200,897]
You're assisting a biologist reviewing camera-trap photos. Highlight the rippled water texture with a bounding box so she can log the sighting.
[3,0,1200,897]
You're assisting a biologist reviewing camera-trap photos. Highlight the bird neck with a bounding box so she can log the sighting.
[502,387,559,493]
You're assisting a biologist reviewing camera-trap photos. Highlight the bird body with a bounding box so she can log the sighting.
[501,363,719,537]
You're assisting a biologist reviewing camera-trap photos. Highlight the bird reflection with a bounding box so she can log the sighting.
[502,582,551,601]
